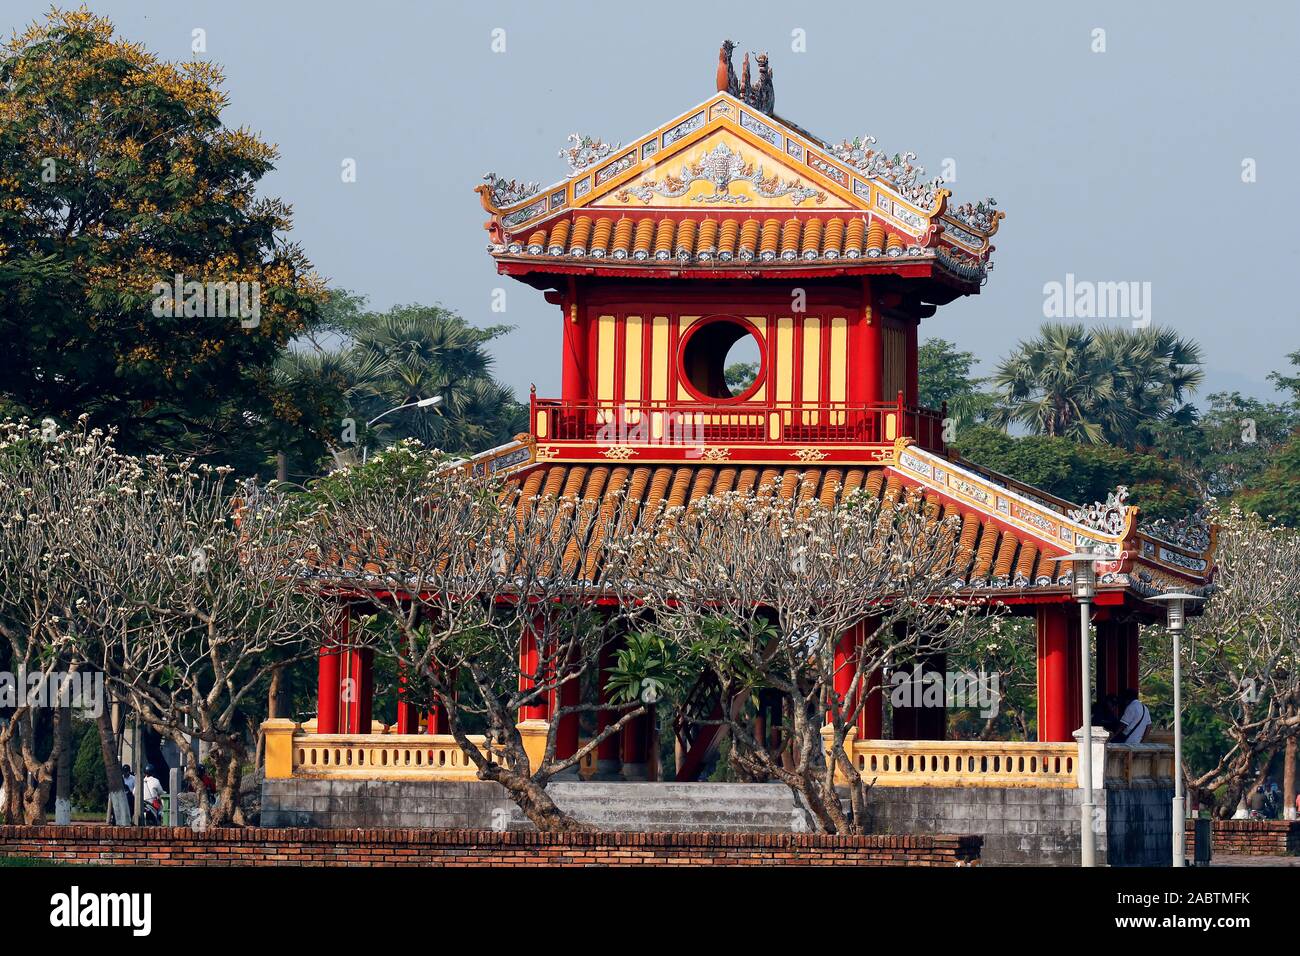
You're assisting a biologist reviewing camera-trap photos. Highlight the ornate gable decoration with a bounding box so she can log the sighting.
[476,42,1005,271]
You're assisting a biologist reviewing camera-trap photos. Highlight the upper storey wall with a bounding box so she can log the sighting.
[556,279,918,411]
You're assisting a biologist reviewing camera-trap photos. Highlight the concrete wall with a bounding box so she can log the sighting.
[861,785,1172,866]
[262,777,1172,866]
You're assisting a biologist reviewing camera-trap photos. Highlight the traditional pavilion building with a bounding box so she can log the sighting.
[290,43,1215,797]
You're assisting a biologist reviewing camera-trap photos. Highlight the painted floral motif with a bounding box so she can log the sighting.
[615,142,826,206]
[483,173,540,207]
[561,134,622,173]
[792,447,828,462]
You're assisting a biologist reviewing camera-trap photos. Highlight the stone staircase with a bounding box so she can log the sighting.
[506,782,815,833]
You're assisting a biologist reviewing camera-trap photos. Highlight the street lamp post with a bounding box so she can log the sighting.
[1150,590,1205,868]
[1054,546,1099,868]
[362,396,443,462]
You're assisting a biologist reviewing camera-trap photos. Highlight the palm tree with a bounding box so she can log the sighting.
[270,295,526,473]
[991,323,1202,447]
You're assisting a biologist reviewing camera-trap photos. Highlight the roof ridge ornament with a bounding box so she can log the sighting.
[1067,485,1131,537]
[560,133,622,174]
[949,199,1002,233]
[482,173,540,207]
[829,136,944,209]
[717,40,774,115]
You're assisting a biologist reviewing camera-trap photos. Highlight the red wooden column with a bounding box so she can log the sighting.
[395,658,419,734]
[1036,604,1075,742]
[518,613,549,722]
[552,646,581,769]
[339,641,373,734]
[1095,618,1124,700]
[858,617,883,739]
[905,316,919,408]
[316,605,345,734]
[830,623,860,723]
[852,280,883,439]
[428,667,452,735]
[558,279,588,402]
[595,639,622,777]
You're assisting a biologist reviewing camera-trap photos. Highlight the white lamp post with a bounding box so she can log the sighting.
[1150,590,1205,867]
[1054,546,1099,868]
[362,396,443,462]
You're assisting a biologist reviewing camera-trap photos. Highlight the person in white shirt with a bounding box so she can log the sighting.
[142,765,165,808]
[1117,689,1151,744]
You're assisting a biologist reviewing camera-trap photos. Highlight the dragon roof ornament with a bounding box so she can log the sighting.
[1144,508,1213,553]
[560,134,622,174]
[948,199,1002,233]
[827,136,944,211]
[1067,486,1132,538]
[482,173,540,207]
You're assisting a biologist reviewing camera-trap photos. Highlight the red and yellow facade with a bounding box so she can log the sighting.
[284,49,1213,786]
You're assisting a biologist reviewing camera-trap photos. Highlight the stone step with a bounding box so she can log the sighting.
[511,781,816,832]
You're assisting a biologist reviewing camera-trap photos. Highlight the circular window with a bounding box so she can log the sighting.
[680,316,765,402]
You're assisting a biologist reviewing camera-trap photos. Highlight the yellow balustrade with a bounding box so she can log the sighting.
[264,719,601,781]
[848,739,1079,788]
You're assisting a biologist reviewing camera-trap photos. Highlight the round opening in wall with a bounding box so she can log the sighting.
[680,317,764,401]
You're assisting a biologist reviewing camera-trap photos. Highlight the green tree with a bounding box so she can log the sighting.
[917,337,996,429]
[991,324,1203,447]
[0,8,326,463]
[953,425,1200,520]
[272,293,526,470]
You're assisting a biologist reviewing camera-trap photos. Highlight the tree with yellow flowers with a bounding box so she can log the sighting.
[0,8,333,464]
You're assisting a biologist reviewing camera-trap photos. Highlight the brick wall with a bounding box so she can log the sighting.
[1184,819,1300,856]
[0,825,982,867]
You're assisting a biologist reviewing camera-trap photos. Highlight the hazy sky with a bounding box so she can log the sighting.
[13,1,1300,403]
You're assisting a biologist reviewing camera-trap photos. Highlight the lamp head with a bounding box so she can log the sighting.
[1052,548,1100,600]
[1150,590,1204,632]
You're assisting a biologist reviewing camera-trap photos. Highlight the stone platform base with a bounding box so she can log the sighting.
[261,778,1171,865]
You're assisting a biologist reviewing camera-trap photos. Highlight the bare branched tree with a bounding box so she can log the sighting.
[1184,506,1300,817]
[66,454,323,827]
[0,420,111,823]
[625,478,989,833]
[299,444,645,831]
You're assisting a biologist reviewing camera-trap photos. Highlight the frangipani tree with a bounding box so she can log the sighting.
[298,443,646,831]
[1184,507,1300,816]
[627,479,989,833]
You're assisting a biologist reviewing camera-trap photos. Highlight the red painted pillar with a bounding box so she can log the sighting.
[339,643,373,734]
[860,668,883,739]
[428,666,452,735]
[855,280,883,440]
[316,605,346,734]
[595,639,622,777]
[1037,604,1074,742]
[395,658,419,734]
[560,279,587,402]
[519,614,549,721]
[857,617,883,738]
[830,623,859,723]
[905,317,919,408]
[553,650,581,766]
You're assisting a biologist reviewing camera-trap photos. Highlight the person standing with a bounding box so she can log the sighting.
[1116,689,1151,744]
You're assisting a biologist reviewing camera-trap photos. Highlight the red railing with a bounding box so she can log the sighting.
[529,394,946,453]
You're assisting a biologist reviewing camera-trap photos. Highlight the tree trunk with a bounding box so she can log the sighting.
[276,451,288,483]
[1285,736,1297,821]
[54,704,72,825]
[96,703,130,825]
